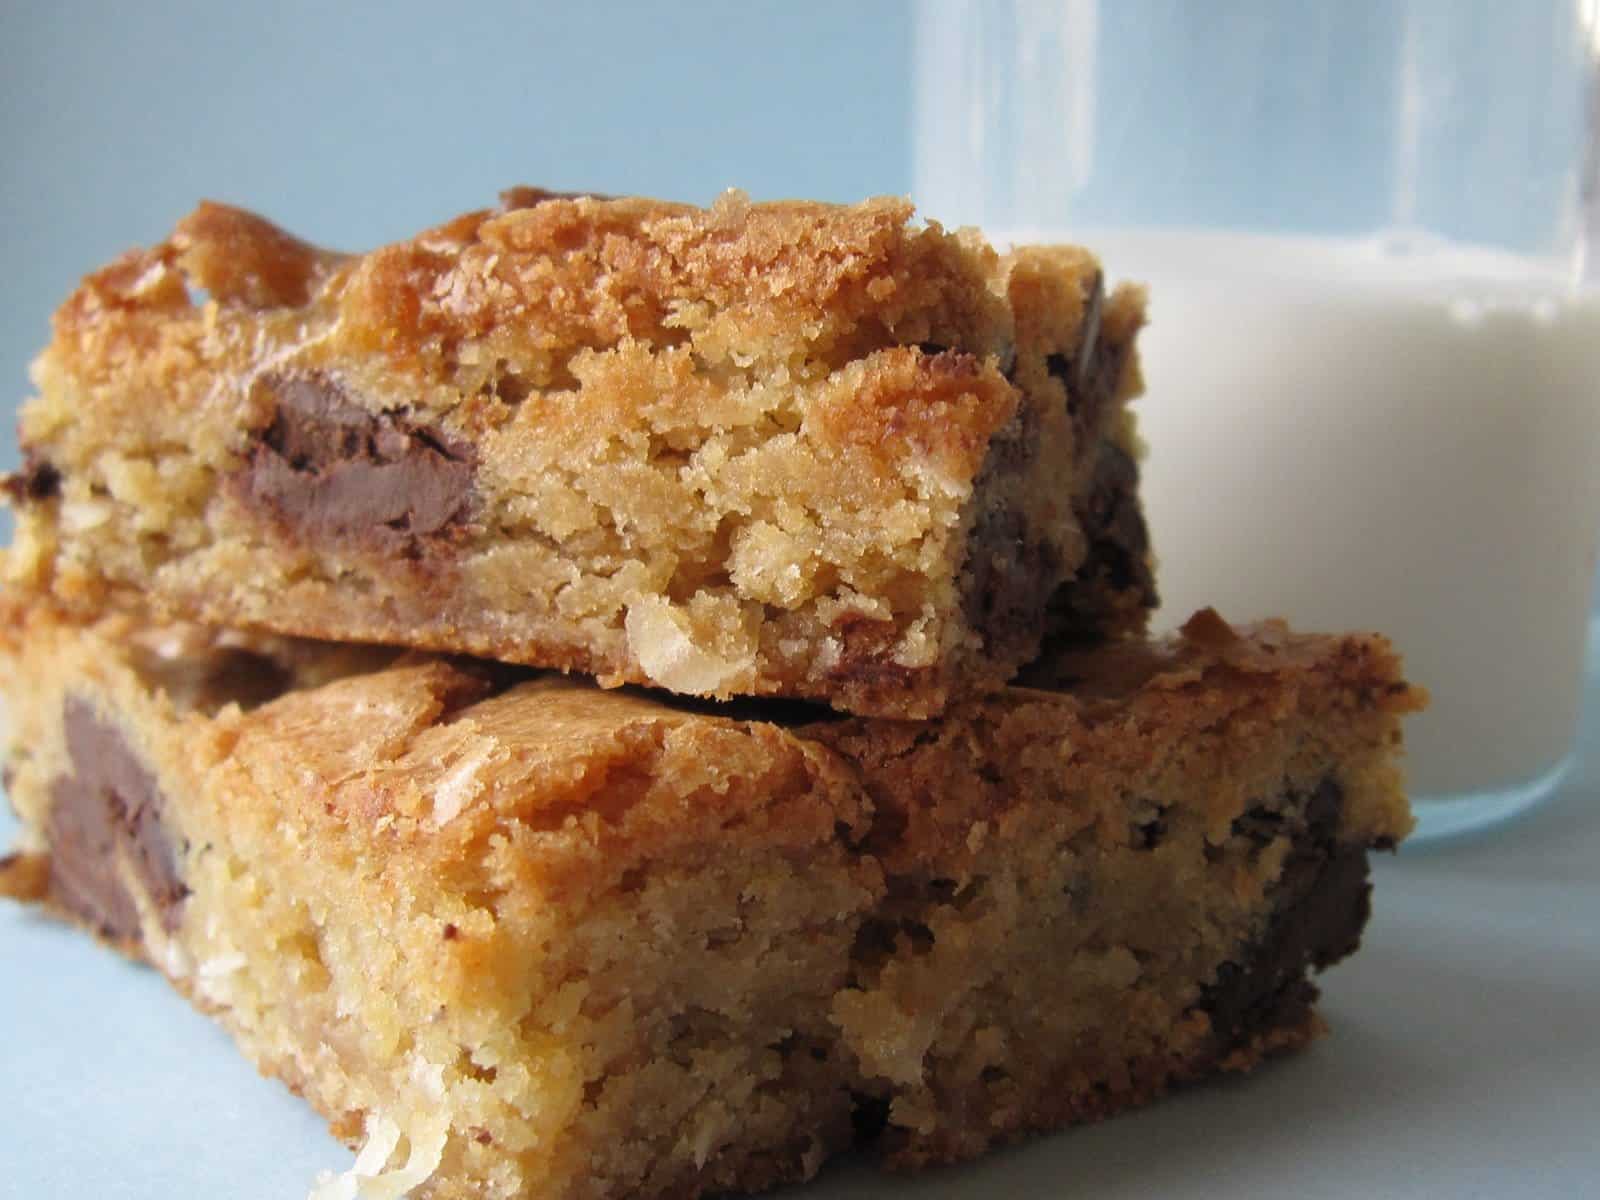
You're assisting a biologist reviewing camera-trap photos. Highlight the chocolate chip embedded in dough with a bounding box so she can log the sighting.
[1,453,62,505]
[45,698,189,942]
[237,372,476,555]
[962,506,1063,658]
[1084,443,1150,593]
[1197,778,1371,1050]
[1054,441,1156,619]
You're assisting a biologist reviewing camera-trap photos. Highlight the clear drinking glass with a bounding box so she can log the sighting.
[914,0,1600,842]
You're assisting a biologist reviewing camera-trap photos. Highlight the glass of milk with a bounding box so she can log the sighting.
[914,0,1600,842]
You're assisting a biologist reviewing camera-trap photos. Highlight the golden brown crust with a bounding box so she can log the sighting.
[331,192,1007,374]
[8,190,1153,717]
[814,610,1421,871]
[172,201,344,309]
[1026,607,1425,712]
[46,191,1022,452]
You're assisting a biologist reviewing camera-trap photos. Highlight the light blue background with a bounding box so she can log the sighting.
[914,0,1593,248]
[1068,0,1589,246]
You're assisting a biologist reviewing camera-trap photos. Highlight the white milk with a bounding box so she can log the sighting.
[1005,229,1600,803]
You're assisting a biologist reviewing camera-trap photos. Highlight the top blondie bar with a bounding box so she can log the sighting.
[3,188,1152,717]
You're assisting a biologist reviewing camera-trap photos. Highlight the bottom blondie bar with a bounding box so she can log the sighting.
[0,607,1419,1200]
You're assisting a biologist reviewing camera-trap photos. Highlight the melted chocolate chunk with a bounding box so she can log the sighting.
[238,373,475,555]
[1197,778,1372,1050]
[1055,442,1158,637]
[1133,815,1168,849]
[983,403,1039,478]
[1084,444,1148,590]
[849,1092,892,1144]
[2,453,62,505]
[46,698,188,941]
[962,506,1063,657]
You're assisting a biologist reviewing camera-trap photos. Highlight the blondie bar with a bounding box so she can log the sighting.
[0,606,1417,1199]
[2,190,1152,718]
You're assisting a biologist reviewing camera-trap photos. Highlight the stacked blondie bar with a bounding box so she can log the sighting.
[0,190,1421,1200]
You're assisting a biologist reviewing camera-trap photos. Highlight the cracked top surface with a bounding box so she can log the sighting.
[41,189,1048,463]
[30,188,1138,495]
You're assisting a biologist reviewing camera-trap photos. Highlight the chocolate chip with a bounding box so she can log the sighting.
[1196,778,1372,1050]
[2,453,62,505]
[46,698,188,942]
[858,802,910,859]
[951,366,1060,655]
[962,506,1063,657]
[1046,442,1158,638]
[849,1091,891,1144]
[983,400,1040,477]
[1134,815,1167,849]
[1229,806,1286,849]
[1300,775,1343,842]
[819,610,926,696]
[1230,776,1341,851]
[236,373,476,556]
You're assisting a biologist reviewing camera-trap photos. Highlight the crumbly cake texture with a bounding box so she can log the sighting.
[0,606,1418,1200]
[2,189,1154,718]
